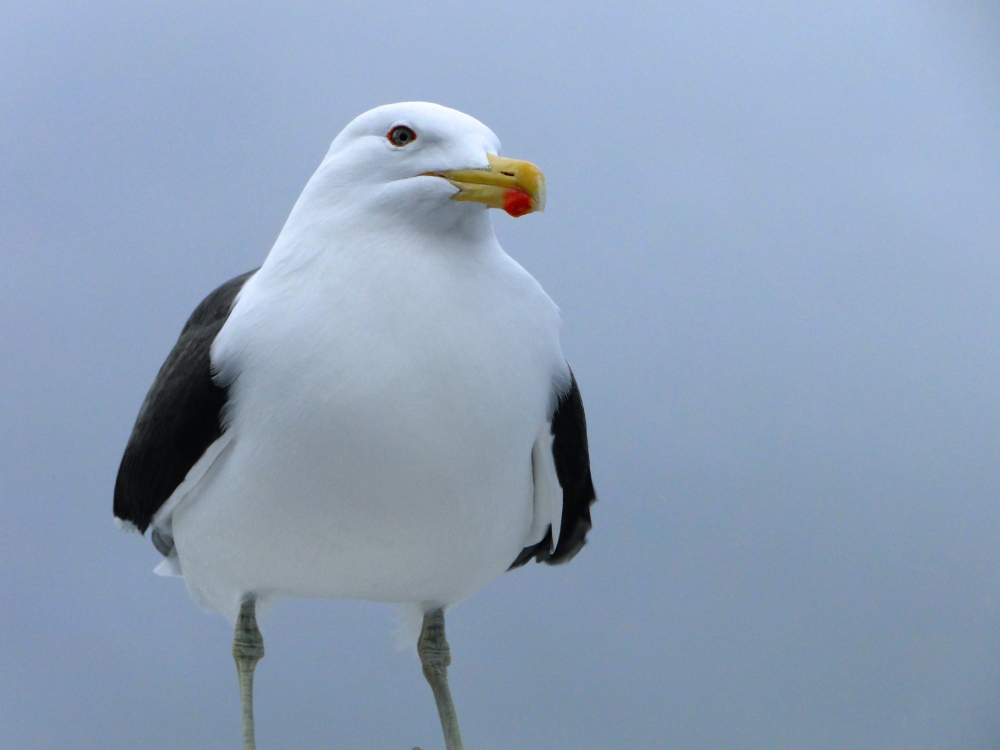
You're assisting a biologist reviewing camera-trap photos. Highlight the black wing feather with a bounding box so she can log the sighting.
[510,371,597,569]
[113,269,257,532]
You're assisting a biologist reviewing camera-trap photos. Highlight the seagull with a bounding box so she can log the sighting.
[113,102,596,750]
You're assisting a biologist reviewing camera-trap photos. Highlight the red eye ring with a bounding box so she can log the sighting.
[388,126,417,147]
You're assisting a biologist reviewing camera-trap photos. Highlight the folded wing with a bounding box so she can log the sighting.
[113,270,257,534]
[511,371,597,568]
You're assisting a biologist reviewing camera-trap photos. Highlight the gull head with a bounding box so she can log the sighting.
[293,102,545,235]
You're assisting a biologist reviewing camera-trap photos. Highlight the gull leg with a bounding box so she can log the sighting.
[233,595,265,750]
[418,608,465,750]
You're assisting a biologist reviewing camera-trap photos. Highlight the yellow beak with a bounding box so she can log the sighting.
[426,153,546,217]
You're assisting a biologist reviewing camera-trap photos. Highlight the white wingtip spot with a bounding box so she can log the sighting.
[114,517,139,533]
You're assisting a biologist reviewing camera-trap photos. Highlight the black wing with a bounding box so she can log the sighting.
[510,371,597,568]
[113,269,258,533]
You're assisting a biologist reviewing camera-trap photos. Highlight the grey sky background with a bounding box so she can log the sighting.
[2,1,1000,748]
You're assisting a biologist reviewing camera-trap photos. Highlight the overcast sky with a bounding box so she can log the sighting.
[3,1,1000,748]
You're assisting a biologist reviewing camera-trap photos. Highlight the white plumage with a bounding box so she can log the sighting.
[116,102,594,750]
[147,102,568,620]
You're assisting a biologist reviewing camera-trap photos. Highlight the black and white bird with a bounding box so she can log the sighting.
[114,102,596,750]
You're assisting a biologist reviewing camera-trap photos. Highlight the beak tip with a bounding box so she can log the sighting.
[442,155,546,216]
[502,189,536,217]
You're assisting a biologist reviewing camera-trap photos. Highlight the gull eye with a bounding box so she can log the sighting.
[388,126,417,147]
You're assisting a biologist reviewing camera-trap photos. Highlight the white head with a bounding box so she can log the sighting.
[285,102,545,238]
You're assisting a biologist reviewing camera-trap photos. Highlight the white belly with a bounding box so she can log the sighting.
[168,237,566,621]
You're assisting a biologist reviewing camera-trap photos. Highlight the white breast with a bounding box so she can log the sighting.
[168,229,568,621]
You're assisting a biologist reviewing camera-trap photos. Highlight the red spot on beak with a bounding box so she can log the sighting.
[502,189,534,217]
